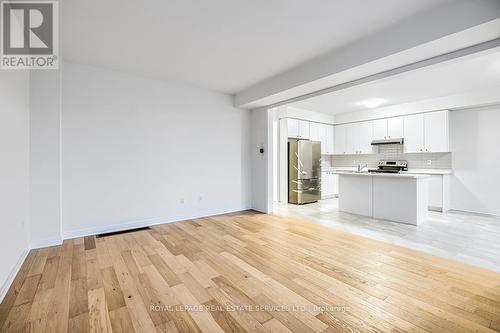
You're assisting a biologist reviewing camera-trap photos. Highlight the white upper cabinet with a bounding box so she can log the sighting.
[404,111,449,153]
[373,117,404,140]
[373,119,388,140]
[309,122,323,141]
[358,121,374,154]
[345,123,359,155]
[325,125,335,155]
[403,114,425,153]
[289,110,448,156]
[307,122,334,155]
[334,124,347,155]
[287,118,310,139]
[343,121,373,154]
[310,122,326,154]
[298,120,310,139]
[287,118,299,138]
[424,111,449,152]
[387,117,404,139]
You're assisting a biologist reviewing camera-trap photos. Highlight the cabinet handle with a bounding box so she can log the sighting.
[425,149,428,152]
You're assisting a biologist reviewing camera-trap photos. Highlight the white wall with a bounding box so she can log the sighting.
[61,62,251,237]
[250,108,273,212]
[450,106,500,216]
[29,70,62,247]
[0,71,30,299]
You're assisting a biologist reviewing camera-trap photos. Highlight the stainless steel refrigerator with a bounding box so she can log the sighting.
[288,139,321,204]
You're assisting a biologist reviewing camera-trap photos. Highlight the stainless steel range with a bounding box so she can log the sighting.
[369,160,408,174]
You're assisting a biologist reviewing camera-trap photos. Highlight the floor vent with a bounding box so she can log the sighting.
[96,226,151,238]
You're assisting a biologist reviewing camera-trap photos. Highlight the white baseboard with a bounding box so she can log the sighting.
[251,207,271,214]
[63,206,252,240]
[449,208,500,218]
[30,236,63,249]
[0,248,29,303]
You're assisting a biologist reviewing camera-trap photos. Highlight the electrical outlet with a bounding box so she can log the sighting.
[198,196,203,201]
[180,198,185,204]
[427,160,432,165]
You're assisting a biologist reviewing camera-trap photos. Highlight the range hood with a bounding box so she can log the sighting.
[371,138,404,145]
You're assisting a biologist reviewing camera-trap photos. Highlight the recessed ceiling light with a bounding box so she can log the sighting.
[356,98,388,108]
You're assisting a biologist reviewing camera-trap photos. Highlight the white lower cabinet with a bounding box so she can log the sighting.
[321,171,338,199]
[427,174,450,212]
[404,173,450,212]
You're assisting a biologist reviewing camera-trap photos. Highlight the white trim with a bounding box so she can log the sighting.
[450,208,500,219]
[30,236,63,249]
[62,206,252,240]
[0,249,29,303]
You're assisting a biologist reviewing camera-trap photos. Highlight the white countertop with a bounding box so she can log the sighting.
[401,169,453,175]
[322,166,452,175]
[333,170,430,179]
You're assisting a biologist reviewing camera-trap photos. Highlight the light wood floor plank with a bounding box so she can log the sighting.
[1,211,500,332]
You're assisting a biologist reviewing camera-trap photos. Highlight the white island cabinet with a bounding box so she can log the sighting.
[336,172,429,225]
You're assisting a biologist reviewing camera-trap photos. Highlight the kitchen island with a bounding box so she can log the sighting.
[334,171,429,225]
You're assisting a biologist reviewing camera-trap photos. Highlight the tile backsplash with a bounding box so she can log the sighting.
[329,144,452,169]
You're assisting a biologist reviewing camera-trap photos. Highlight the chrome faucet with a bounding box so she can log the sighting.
[357,164,368,172]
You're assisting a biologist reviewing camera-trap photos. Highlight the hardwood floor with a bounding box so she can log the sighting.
[1,211,500,332]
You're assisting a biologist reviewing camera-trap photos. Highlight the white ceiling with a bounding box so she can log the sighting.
[289,49,500,115]
[61,0,450,94]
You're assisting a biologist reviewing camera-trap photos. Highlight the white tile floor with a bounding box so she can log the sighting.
[273,198,500,272]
